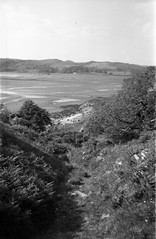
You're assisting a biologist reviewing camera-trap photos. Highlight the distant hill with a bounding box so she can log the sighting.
[0,58,145,74]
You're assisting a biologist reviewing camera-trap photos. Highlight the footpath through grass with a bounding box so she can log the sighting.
[37,130,155,239]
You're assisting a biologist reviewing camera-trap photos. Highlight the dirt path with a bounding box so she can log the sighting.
[35,157,91,239]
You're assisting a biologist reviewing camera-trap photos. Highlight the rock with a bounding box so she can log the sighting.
[88,190,93,195]
[134,154,140,161]
[84,216,89,224]
[79,127,84,133]
[96,156,104,161]
[101,213,110,219]
[114,157,124,171]
[72,190,88,199]
[115,157,124,165]
[140,150,148,160]
[105,170,111,175]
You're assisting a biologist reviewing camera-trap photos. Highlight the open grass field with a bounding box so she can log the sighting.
[0,72,127,112]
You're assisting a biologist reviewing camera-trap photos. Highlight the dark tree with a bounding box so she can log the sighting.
[0,104,11,124]
[85,67,155,142]
[18,100,52,131]
[114,66,155,136]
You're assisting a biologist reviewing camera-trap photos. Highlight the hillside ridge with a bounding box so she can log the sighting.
[0,58,144,74]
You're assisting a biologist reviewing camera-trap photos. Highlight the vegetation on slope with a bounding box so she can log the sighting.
[68,130,155,239]
[0,102,81,239]
[85,66,155,143]
[0,121,71,238]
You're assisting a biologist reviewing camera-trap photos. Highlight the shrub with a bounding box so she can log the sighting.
[85,67,156,143]
[0,104,11,124]
[18,100,52,132]
[11,124,39,141]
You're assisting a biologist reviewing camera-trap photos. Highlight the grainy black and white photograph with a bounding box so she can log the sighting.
[0,0,155,238]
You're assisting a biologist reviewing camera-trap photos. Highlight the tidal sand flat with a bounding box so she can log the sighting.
[0,72,126,112]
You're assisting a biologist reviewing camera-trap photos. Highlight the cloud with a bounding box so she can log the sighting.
[0,0,154,64]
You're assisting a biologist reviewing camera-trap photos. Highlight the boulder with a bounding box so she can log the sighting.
[71,190,88,199]
[101,213,110,219]
[96,156,104,161]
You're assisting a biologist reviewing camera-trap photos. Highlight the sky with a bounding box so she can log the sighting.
[0,0,155,65]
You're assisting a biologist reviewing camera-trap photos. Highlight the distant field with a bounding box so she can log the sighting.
[0,72,127,112]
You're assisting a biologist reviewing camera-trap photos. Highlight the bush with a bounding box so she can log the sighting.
[0,104,11,124]
[11,124,39,141]
[85,67,156,143]
[18,100,52,132]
